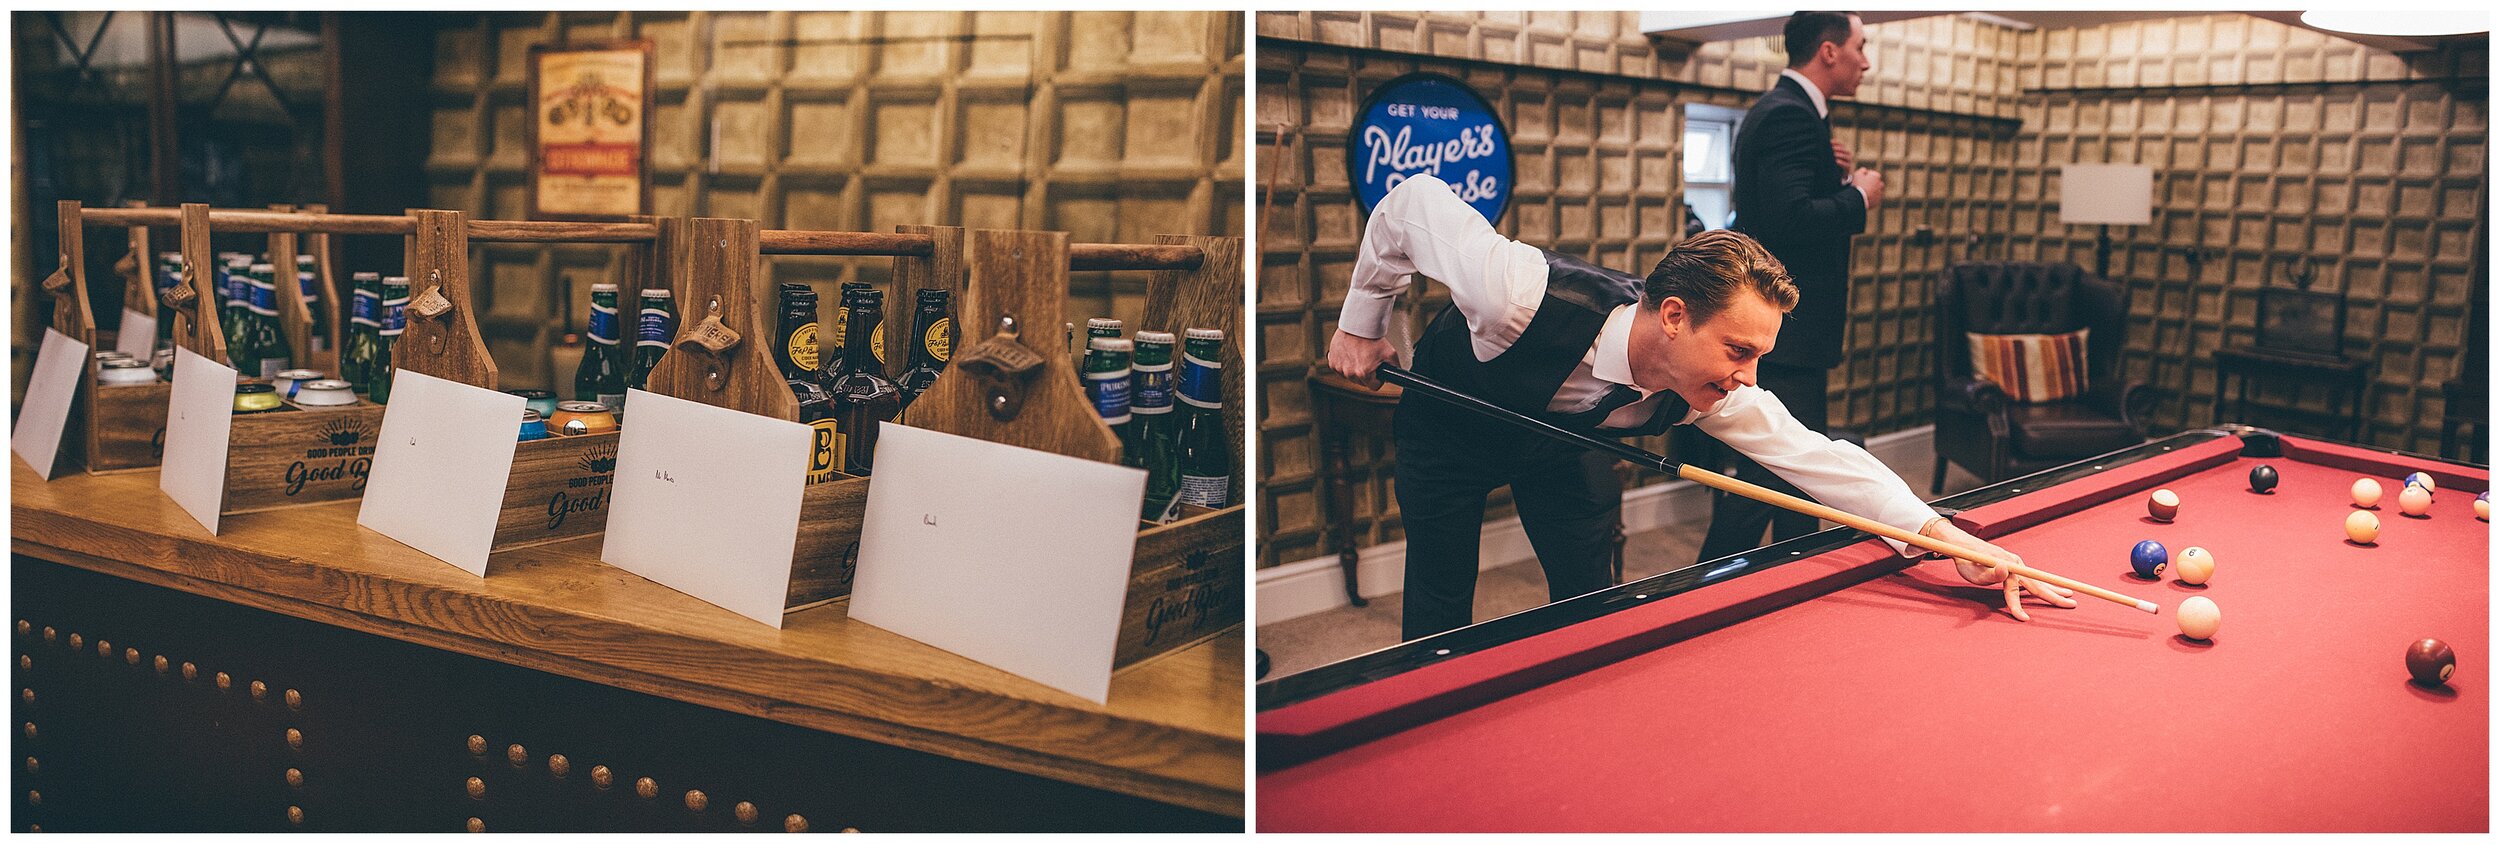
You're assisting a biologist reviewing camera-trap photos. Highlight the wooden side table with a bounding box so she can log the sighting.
[1307,365,1402,608]
[2211,345,2371,442]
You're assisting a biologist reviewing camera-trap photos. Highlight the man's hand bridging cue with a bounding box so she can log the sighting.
[1932,519,2076,621]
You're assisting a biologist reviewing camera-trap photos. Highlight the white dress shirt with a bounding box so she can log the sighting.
[1341,173,1937,553]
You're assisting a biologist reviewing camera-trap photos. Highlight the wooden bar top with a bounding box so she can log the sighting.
[9,458,1243,817]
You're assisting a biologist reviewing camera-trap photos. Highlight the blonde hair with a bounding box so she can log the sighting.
[1641,229,1799,323]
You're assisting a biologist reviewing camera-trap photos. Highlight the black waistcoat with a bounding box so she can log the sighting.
[1405,249,1689,439]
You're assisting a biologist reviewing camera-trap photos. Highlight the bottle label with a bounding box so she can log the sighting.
[1132,360,1175,415]
[589,302,620,345]
[298,272,320,304]
[246,278,281,317]
[1086,370,1132,424]
[638,307,674,349]
[789,322,820,371]
[383,295,410,335]
[872,321,886,365]
[1178,355,1223,409]
[258,358,292,380]
[350,290,381,327]
[831,309,849,353]
[925,317,951,362]
[1178,474,1230,508]
[807,418,844,485]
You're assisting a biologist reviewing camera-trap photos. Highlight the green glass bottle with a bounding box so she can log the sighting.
[895,288,951,418]
[342,272,382,392]
[1175,328,1231,508]
[775,284,841,485]
[828,287,902,476]
[1129,330,1183,521]
[1082,317,1123,389]
[627,287,676,414]
[295,254,330,354]
[1086,337,1149,492]
[573,283,627,412]
[370,276,409,404]
[244,262,294,378]
[220,256,253,369]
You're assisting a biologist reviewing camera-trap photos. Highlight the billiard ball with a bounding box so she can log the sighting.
[2175,546,2214,585]
[2352,478,2384,509]
[2406,638,2457,686]
[2130,539,2169,579]
[2147,488,2180,522]
[2398,484,2433,517]
[2177,596,2221,640]
[2405,472,2437,494]
[2345,510,2380,544]
[2248,464,2279,493]
[2477,491,2489,521]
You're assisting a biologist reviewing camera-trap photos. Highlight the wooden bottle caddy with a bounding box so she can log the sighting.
[653,220,1244,668]
[387,210,664,553]
[45,200,346,474]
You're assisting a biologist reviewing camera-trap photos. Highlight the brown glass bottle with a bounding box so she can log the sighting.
[827,287,901,476]
[775,283,841,485]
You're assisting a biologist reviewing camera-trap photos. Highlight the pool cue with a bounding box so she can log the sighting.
[1375,365,2160,614]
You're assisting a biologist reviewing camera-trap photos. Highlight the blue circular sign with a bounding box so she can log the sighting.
[1348,72,1514,225]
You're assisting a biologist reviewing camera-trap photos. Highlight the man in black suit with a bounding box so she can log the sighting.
[1698,10,1889,562]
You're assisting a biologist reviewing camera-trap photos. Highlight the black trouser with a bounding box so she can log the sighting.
[1393,401,1620,641]
[1697,361,1830,563]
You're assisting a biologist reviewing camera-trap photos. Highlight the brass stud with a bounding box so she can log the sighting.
[153,656,169,674]
[287,805,304,825]
[181,662,198,681]
[66,634,80,650]
[284,689,302,710]
[842,828,860,833]
[24,757,37,775]
[684,789,708,812]
[465,735,487,756]
[14,655,26,670]
[249,680,268,701]
[19,688,31,704]
[95,639,109,658]
[42,627,55,643]
[124,648,139,666]
[14,620,26,636]
[465,818,484,833]
[735,801,759,825]
[28,789,40,806]
[634,777,657,799]
[466,776,486,799]
[505,744,527,766]
[215,672,232,692]
[547,754,570,778]
[285,728,304,751]
[591,765,614,789]
[286,768,305,789]
[22,722,35,739]
[785,814,809,833]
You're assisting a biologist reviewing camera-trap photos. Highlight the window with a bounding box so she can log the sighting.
[1681,103,1745,231]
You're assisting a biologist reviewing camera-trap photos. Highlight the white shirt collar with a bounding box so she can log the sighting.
[1590,303,1649,394]
[1780,68,1830,119]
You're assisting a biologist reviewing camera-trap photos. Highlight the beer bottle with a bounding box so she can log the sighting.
[1130,330,1183,521]
[1086,337,1148,482]
[154,252,183,350]
[828,287,902,476]
[827,281,886,367]
[342,272,383,392]
[774,283,841,485]
[1175,328,1231,508]
[219,256,252,364]
[629,287,676,400]
[1082,317,1123,388]
[371,276,409,404]
[573,282,627,412]
[295,254,330,354]
[244,262,294,378]
[895,288,951,415]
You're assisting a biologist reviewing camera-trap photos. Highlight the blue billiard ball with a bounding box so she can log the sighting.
[2130,540,2169,579]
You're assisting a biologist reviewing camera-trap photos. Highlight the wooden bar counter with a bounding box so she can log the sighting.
[10,459,1242,831]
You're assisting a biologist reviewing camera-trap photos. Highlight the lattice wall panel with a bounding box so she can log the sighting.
[428,11,1243,389]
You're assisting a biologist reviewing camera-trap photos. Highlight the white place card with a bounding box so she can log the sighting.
[10,328,89,480]
[600,388,810,627]
[850,424,1147,705]
[115,309,157,358]
[357,370,528,577]
[159,347,238,534]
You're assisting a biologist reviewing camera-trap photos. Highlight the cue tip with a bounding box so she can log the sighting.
[2136,599,2160,614]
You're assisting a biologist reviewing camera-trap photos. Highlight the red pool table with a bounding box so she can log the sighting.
[1258,429,2488,832]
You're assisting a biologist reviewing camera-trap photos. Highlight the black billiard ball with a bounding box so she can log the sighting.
[2407,638,2457,686]
[2249,464,2279,494]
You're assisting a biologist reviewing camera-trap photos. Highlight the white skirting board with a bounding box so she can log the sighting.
[1254,425,1938,625]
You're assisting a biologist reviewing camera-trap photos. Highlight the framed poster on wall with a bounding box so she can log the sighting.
[528,40,654,221]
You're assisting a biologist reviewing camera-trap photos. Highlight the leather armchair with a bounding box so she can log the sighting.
[1932,261,2155,492]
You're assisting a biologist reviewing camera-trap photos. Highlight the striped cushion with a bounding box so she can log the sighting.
[1967,328,2090,403]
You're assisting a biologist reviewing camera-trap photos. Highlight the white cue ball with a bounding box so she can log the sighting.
[2175,546,2215,585]
[2177,596,2221,640]
[2346,509,2381,544]
[2477,496,2490,521]
[2352,478,2384,509]
[2398,484,2433,517]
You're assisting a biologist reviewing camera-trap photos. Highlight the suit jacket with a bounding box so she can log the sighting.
[1732,74,1866,370]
